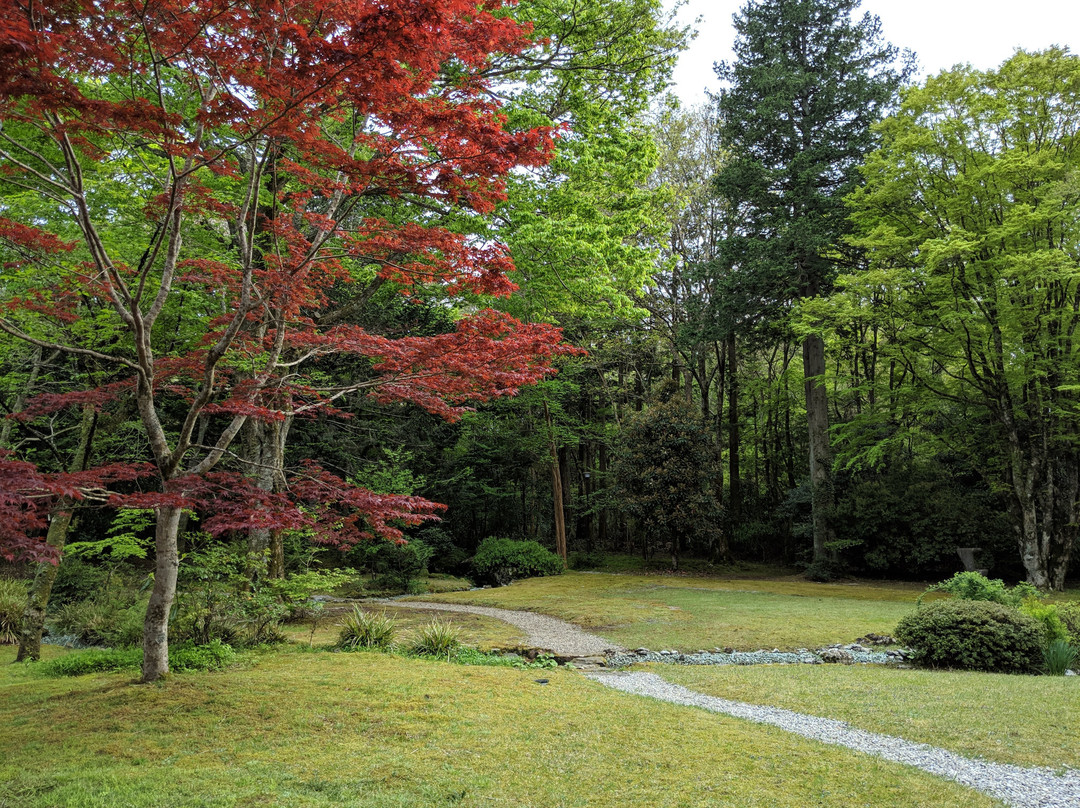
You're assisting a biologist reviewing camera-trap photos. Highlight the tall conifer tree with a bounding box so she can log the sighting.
[715,0,911,563]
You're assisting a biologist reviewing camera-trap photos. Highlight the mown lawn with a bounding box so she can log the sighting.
[653,663,1080,770]
[0,646,1000,808]
[416,572,927,650]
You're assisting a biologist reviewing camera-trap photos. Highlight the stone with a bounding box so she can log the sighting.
[819,647,855,664]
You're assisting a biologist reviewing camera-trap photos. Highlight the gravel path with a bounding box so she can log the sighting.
[372,599,619,656]
[588,671,1080,808]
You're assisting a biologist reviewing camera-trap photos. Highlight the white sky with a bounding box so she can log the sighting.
[669,0,1080,106]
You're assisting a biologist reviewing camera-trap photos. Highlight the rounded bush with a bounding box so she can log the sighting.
[895,600,1043,673]
[470,538,563,586]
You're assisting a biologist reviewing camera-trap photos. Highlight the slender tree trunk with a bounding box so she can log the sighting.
[142,503,184,682]
[17,405,97,662]
[543,402,567,566]
[726,333,741,525]
[1,346,44,449]
[803,333,835,563]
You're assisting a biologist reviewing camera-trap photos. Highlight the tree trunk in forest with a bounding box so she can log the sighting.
[17,405,97,662]
[803,333,835,563]
[1,346,44,449]
[544,402,567,566]
[1004,431,1078,590]
[726,333,741,526]
[142,503,184,682]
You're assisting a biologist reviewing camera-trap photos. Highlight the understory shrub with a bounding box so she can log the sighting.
[411,618,461,658]
[51,595,146,648]
[895,600,1043,673]
[1042,640,1078,676]
[48,559,111,609]
[1018,598,1070,645]
[1057,601,1080,643]
[471,537,562,586]
[337,607,397,650]
[0,578,27,644]
[918,571,1039,608]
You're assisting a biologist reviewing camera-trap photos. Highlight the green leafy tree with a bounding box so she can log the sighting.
[835,49,1080,589]
[715,0,912,563]
[611,383,724,567]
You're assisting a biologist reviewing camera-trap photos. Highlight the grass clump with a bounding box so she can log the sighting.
[1042,639,1078,676]
[0,578,27,644]
[38,640,236,677]
[410,618,461,658]
[337,607,397,650]
[895,599,1043,673]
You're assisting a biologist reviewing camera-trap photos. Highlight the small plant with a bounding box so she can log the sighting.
[1019,598,1070,645]
[470,537,563,586]
[895,599,1043,673]
[1057,601,1080,643]
[51,595,146,648]
[0,578,27,644]
[411,618,461,659]
[337,607,397,650]
[1042,640,1078,676]
[168,639,236,672]
[917,571,1039,608]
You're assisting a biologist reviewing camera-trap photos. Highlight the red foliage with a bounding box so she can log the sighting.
[0,0,571,559]
[0,452,155,563]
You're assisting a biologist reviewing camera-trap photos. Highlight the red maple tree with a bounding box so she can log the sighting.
[0,0,570,681]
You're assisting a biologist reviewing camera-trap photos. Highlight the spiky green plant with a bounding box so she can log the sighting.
[411,618,461,659]
[0,579,27,645]
[337,607,397,650]
[1042,640,1078,676]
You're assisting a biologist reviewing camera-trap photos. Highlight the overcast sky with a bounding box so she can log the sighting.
[670,0,1080,106]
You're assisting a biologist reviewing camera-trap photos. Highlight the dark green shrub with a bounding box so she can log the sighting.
[895,600,1043,673]
[470,538,563,586]
[0,578,27,644]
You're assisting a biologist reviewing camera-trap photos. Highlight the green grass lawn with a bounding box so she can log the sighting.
[0,645,1001,808]
[653,663,1080,770]
[416,572,927,650]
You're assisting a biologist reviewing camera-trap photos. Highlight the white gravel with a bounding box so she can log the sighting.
[373,599,619,656]
[587,671,1080,808]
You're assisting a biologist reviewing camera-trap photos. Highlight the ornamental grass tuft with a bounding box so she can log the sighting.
[337,607,397,650]
[1042,639,1078,676]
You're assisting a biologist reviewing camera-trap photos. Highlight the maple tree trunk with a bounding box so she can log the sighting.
[17,405,97,662]
[142,504,183,683]
[544,402,567,566]
[803,333,836,563]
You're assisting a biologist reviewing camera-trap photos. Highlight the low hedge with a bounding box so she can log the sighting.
[895,599,1043,674]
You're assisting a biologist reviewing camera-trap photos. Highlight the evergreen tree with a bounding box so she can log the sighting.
[714,0,912,563]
